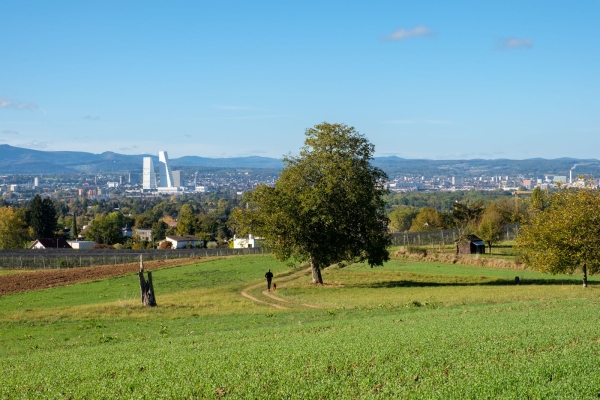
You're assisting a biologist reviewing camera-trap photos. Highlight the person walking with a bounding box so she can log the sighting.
[265,269,274,291]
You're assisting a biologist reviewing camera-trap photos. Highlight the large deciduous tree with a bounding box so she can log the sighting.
[409,207,444,232]
[452,200,484,229]
[85,212,125,245]
[29,194,57,238]
[476,207,505,254]
[388,207,419,233]
[516,188,600,287]
[177,204,197,235]
[0,207,28,249]
[246,122,390,284]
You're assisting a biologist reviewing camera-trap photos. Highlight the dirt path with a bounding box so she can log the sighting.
[0,257,204,296]
[240,268,321,309]
[242,286,287,310]
[262,290,290,303]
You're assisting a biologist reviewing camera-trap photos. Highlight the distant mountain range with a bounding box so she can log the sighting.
[0,144,598,177]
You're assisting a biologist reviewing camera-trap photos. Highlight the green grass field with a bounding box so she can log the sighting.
[2,255,600,399]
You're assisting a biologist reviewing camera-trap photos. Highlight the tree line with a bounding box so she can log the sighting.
[387,194,529,253]
[0,192,243,249]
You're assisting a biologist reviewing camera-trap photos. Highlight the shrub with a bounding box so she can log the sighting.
[90,244,115,249]
[206,241,218,249]
[158,241,172,250]
[406,246,427,256]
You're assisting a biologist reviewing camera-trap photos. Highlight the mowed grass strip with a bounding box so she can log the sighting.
[276,259,600,309]
[2,254,600,398]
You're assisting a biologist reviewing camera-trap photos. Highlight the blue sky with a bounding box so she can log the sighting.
[1,1,598,159]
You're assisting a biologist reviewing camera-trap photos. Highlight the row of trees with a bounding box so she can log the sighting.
[0,195,58,249]
[388,197,520,253]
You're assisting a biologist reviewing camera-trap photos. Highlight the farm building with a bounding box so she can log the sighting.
[162,235,202,249]
[456,235,486,255]
[233,234,263,249]
[68,241,96,250]
[30,238,73,249]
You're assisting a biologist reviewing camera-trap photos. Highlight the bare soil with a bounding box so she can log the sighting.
[0,258,201,296]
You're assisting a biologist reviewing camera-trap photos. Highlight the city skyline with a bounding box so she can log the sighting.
[1,1,599,159]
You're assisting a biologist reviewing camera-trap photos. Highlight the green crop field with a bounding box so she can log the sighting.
[2,255,600,399]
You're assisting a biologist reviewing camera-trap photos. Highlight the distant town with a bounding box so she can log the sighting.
[0,149,597,204]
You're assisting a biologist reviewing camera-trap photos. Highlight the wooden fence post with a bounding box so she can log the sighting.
[138,255,157,307]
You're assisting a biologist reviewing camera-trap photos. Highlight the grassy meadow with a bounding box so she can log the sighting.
[2,254,600,398]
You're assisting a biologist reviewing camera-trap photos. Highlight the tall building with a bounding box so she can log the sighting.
[172,170,181,187]
[158,151,174,188]
[34,177,39,187]
[143,157,157,190]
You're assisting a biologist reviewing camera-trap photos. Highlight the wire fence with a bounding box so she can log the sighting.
[0,225,520,269]
[390,225,519,247]
[0,247,266,270]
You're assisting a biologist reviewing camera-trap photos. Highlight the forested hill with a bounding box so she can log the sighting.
[0,144,598,176]
[371,157,600,177]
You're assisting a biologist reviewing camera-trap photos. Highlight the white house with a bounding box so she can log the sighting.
[233,234,263,249]
[68,241,96,250]
[30,238,72,249]
[135,229,153,242]
[163,235,202,249]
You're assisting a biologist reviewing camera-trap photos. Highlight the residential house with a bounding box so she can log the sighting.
[30,238,73,249]
[135,229,153,242]
[233,234,263,249]
[163,235,202,249]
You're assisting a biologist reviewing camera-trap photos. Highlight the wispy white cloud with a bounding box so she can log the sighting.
[189,114,286,121]
[498,37,533,49]
[434,151,506,159]
[383,25,435,41]
[119,145,138,152]
[384,119,417,124]
[214,105,259,111]
[0,97,39,111]
[383,119,453,125]
[426,120,453,125]
[19,140,51,149]
[83,115,100,120]
[1,130,19,135]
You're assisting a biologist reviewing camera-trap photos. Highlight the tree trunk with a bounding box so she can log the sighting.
[138,255,157,306]
[583,263,588,288]
[310,258,323,284]
[488,242,492,255]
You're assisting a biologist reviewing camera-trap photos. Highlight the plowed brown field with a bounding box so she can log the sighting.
[0,258,201,296]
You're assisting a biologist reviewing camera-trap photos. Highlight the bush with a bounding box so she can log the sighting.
[206,241,218,249]
[406,246,427,256]
[158,241,172,250]
[90,244,115,249]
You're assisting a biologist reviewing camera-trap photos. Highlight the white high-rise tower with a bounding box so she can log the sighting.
[143,157,157,189]
[158,151,174,188]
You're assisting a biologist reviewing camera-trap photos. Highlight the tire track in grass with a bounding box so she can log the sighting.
[241,282,287,309]
[241,267,320,309]
[262,290,289,302]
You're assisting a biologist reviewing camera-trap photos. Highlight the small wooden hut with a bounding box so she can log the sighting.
[456,234,486,255]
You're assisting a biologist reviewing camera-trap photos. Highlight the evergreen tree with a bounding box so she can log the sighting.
[29,195,57,238]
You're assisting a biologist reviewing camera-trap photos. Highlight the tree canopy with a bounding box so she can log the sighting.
[85,212,125,245]
[388,207,419,232]
[516,188,600,287]
[246,122,391,284]
[29,194,57,238]
[0,207,28,249]
[410,207,444,232]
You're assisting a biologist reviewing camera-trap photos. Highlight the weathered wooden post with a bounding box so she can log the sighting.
[138,255,157,307]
